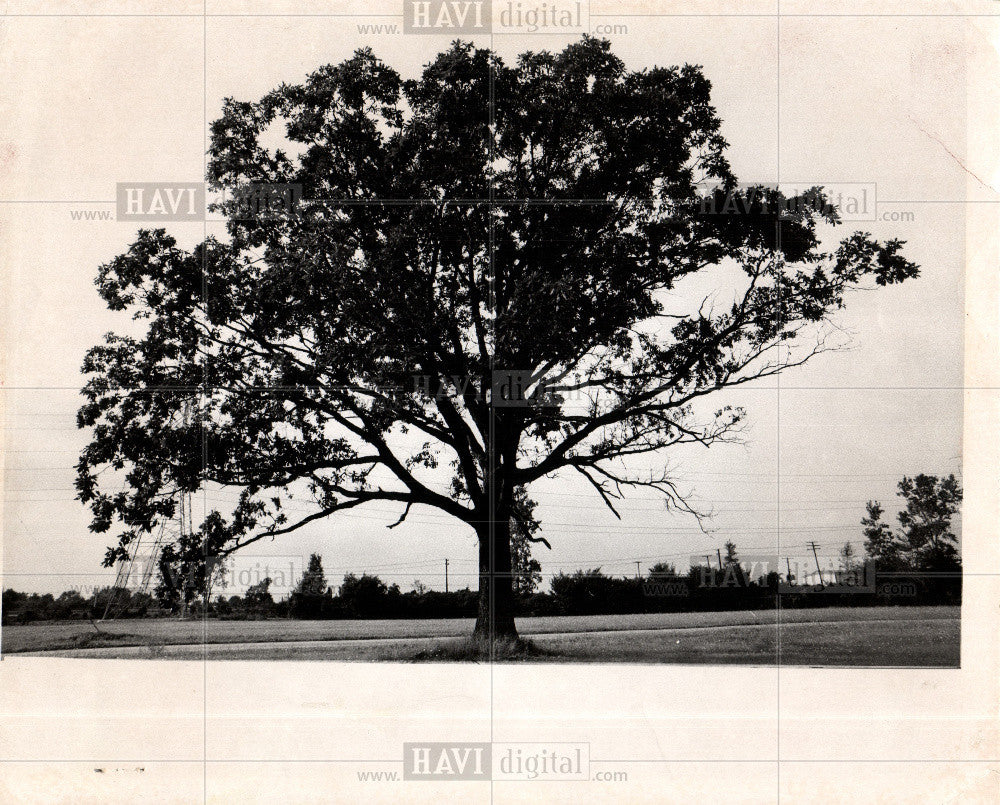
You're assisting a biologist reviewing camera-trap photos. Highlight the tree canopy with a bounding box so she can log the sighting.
[76,38,919,639]
[863,474,962,571]
[296,553,328,597]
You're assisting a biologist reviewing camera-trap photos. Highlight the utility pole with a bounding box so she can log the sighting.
[807,541,824,586]
[704,555,712,569]
[444,558,449,593]
[635,561,642,579]
[785,556,793,584]
[716,548,723,569]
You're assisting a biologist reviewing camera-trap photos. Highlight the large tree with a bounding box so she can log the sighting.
[897,473,962,570]
[862,500,905,570]
[77,38,918,642]
[862,474,962,571]
[296,553,328,597]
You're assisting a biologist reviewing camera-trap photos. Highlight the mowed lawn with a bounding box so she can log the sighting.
[3,606,959,666]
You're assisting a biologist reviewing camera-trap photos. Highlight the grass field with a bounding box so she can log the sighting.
[2,606,959,666]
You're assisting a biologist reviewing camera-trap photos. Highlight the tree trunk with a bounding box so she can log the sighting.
[471,409,521,643]
[473,504,519,642]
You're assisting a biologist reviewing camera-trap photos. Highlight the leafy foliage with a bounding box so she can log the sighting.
[510,487,544,595]
[862,501,903,568]
[297,553,328,596]
[897,474,962,570]
[862,474,962,571]
[76,39,918,634]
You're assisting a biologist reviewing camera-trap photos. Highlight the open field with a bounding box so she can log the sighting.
[3,606,959,666]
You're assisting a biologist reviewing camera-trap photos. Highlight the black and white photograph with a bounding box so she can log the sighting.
[1,0,997,801]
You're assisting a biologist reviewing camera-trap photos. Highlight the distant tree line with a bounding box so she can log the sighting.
[1,558,959,625]
[2,587,158,624]
[4,475,960,624]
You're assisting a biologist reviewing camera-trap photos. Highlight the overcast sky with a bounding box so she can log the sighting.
[1,11,975,596]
